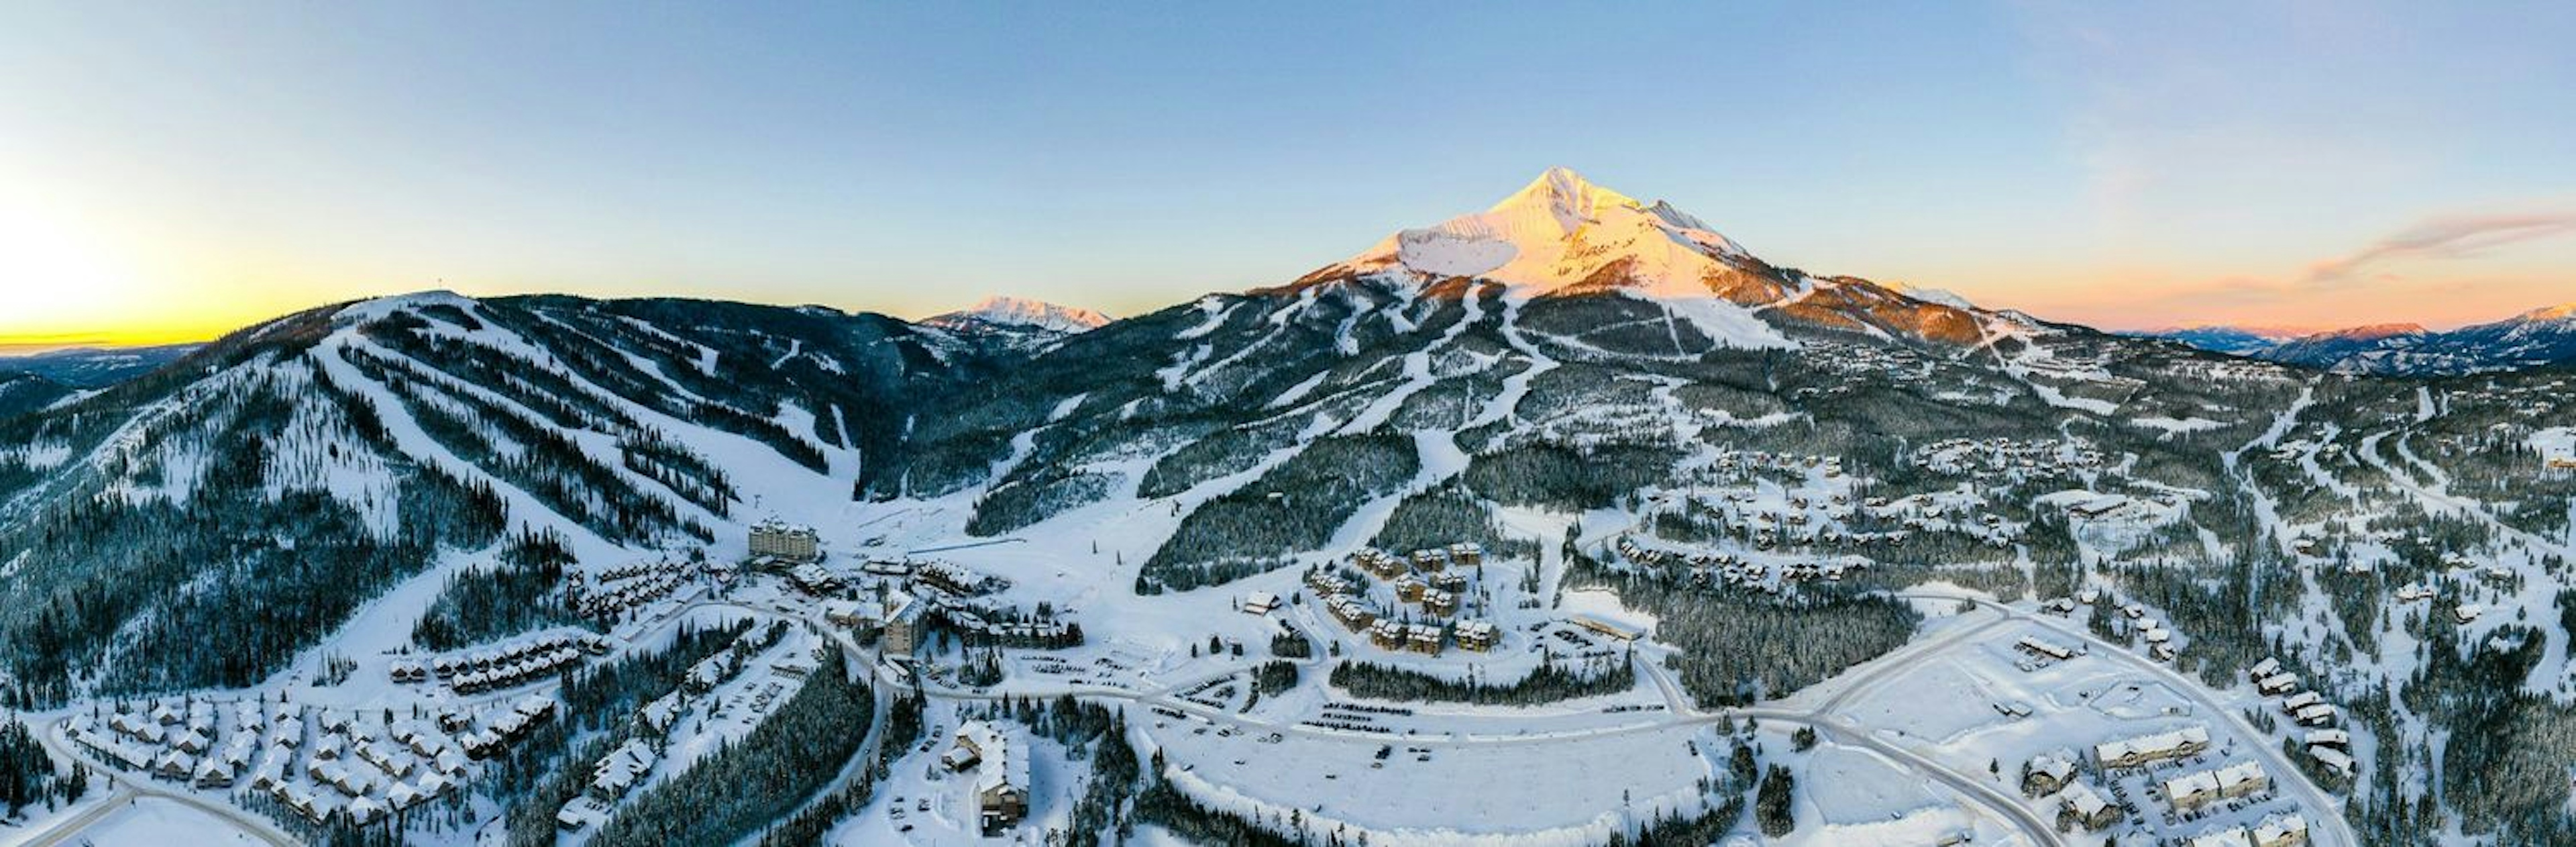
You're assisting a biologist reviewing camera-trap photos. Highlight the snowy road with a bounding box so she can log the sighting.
[19,732,299,847]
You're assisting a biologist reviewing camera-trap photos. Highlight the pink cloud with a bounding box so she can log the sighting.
[2302,212,2576,283]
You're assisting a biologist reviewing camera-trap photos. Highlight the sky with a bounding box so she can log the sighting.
[3,1,2573,350]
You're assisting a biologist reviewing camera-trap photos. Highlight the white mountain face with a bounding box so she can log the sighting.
[1322,167,1799,348]
[1886,282,1975,311]
[931,295,1110,334]
[1340,166,1753,294]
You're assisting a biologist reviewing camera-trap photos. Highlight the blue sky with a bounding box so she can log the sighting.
[3,1,2573,346]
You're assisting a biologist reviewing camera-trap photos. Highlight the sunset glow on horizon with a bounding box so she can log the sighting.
[4,1,2573,350]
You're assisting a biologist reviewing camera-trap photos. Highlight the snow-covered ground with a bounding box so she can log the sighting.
[15,797,259,847]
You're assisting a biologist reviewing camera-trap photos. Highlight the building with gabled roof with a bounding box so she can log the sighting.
[2253,812,2310,847]
[1455,619,1499,652]
[2094,725,2210,768]
[949,721,1028,834]
[2022,753,2076,797]
[2055,780,2119,831]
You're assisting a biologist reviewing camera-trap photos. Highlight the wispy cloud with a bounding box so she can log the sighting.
[1982,206,2576,331]
[2303,213,2576,283]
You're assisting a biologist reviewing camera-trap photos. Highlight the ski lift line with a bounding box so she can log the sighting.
[851,507,918,531]
[904,538,1026,555]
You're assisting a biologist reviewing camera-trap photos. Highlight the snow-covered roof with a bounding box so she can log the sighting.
[2094,724,2208,762]
[2162,769,2218,798]
[2255,813,2308,842]
[2059,780,2110,817]
[955,720,1028,796]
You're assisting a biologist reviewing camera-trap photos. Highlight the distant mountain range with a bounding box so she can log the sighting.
[2133,325,2312,357]
[923,295,1112,350]
[0,344,204,417]
[0,342,202,387]
[2141,305,2576,375]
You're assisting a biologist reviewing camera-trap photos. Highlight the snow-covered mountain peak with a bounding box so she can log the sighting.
[930,295,1110,334]
[1886,282,1975,310]
[1339,168,1753,299]
[1485,166,1640,231]
[2324,323,2428,341]
[2513,302,2576,323]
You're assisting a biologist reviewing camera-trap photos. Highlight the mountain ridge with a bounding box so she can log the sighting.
[2148,305,2576,375]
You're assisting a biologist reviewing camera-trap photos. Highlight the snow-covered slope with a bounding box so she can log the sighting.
[929,295,1110,334]
[0,292,1002,699]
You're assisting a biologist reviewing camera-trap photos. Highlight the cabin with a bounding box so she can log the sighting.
[2055,781,2119,831]
[2294,703,2340,727]
[1368,620,1407,651]
[2302,729,2349,750]
[192,756,233,789]
[1306,570,1351,597]
[2307,746,2355,779]
[278,785,324,824]
[2022,754,2076,797]
[590,738,658,801]
[788,563,842,595]
[1408,548,1450,572]
[1406,624,1443,655]
[1447,542,1483,566]
[1355,548,1406,579]
[388,781,429,811]
[1327,595,1375,631]
[346,797,387,826]
[1240,591,1280,615]
[1455,619,1499,652]
[2257,672,2301,695]
[2253,813,2310,847]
